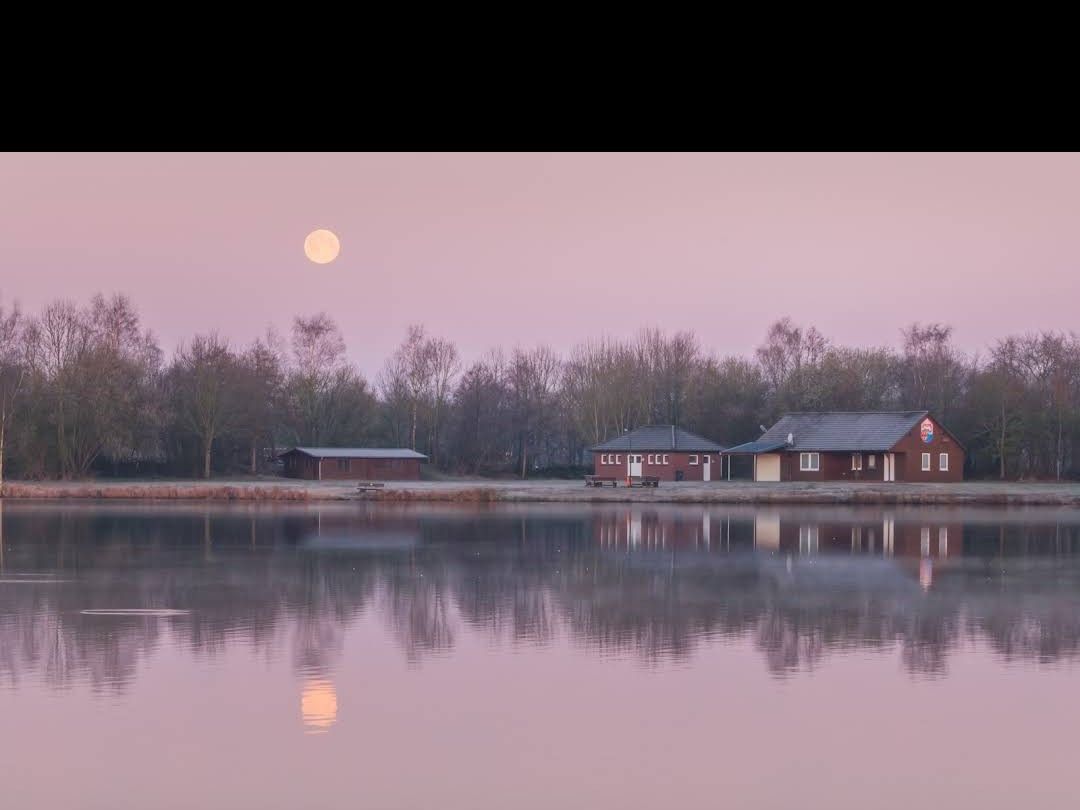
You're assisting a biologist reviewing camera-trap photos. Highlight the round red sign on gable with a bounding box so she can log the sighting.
[920,418,934,444]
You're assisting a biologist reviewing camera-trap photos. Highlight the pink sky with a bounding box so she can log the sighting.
[2,152,1077,375]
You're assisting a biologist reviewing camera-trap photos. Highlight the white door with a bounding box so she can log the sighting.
[628,454,642,477]
[883,453,895,482]
[755,454,781,482]
[703,455,711,481]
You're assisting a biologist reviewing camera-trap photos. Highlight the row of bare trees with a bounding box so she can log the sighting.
[3,295,1080,481]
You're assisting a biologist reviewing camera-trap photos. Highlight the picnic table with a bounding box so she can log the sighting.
[626,475,660,488]
[584,475,619,488]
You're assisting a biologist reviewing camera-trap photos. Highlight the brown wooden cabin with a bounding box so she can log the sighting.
[279,447,427,481]
[725,411,964,482]
[591,425,726,482]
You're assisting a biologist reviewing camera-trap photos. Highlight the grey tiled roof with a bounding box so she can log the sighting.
[752,411,930,452]
[591,425,726,452]
[281,447,428,460]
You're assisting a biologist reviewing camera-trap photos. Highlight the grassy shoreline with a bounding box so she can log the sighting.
[4,479,1080,506]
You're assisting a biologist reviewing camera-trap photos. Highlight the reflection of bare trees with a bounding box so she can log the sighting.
[4,504,1080,689]
[380,558,456,664]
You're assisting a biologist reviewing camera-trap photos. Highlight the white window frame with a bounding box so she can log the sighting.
[663,454,669,465]
[615,455,621,464]
[868,454,876,470]
[703,455,710,465]
[921,453,931,471]
[851,453,862,471]
[800,452,820,471]
[601,454,607,465]
[939,453,949,471]
[689,455,699,465]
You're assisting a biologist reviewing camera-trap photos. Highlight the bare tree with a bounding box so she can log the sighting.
[0,301,28,487]
[283,314,373,447]
[386,325,434,452]
[171,334,239,479]
[507,346,561,478]
[237,330,285,473]
[427,337,461,467]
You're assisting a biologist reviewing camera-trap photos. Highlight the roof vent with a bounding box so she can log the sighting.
[787,432,794,445]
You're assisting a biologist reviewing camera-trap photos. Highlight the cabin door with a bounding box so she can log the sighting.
[703,455,712,481]
[628,454,642,477]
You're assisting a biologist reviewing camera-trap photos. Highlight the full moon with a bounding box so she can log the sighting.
[304,229,341,264]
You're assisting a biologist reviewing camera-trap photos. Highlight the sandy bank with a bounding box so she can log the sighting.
[5,479,1080,506]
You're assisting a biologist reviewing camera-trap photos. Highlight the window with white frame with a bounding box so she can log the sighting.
[600,454,607,465]
[647,454,653,465]
[800,452,820,471]
[689,455,699,465]
[663,454,669,464]
[851,453,862,471]
[939,453,949,471]
[868,455,876,469]
[703,456,710,465]
[921,453,931,471]
[615,455,621,464]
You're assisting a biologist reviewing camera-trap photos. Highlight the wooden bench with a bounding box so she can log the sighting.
[584,475,619,488]
[355,481,386,493]
[627,475,660,488]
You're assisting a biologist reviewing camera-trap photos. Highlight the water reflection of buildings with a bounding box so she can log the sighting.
[2,503,1080,689]
[595,507,963,564]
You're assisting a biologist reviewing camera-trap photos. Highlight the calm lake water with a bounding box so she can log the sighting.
[2,501,1080,809]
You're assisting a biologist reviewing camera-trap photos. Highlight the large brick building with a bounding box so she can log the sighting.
[725,411,964,482]
[279,447,427,481]
[591,425,726,482]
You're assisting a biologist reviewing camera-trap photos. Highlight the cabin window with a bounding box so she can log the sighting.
[921,453,931,471]
[868,455,876,469]
[689,455,699,465]
[663,454,669,464]
[939,453,949,471]
[337,458,349,472]
[647,454,654,464]
[615,455,621,464]
[800,452,820,471]
[851,453,862,471]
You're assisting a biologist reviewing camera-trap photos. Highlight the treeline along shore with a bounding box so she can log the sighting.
[2,292,1080,486]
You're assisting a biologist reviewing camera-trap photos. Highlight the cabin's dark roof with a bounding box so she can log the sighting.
[280,447,428,460]
[738,411,931,453]
[591,425,725,453]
